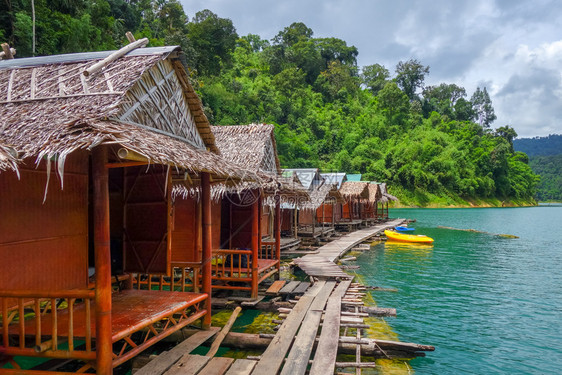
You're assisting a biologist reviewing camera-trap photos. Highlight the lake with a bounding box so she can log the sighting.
[356,204,562,374]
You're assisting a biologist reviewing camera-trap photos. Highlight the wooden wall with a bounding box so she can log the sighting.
[170,197,221,262]
[0,153,89,291]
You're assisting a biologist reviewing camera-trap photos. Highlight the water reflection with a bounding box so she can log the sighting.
[383,241,434,255]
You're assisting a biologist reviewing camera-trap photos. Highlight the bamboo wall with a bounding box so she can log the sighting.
[0,152,89,291]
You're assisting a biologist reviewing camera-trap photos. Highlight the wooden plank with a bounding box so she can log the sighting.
[241,295,265,307]
[224,359,257,375]
[279,280,301,294]
[266,280,287,295]
[291,282,311,295]
[308,280,352,375]
[135,327,219,375]
[252,281,326,374]
[164,354,211,375]
[199,357,235,375]
[280,281,336,375]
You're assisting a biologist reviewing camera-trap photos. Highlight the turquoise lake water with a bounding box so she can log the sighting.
[356,204,562,374]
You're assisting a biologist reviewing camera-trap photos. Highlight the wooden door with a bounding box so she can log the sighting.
[123,165,171,275]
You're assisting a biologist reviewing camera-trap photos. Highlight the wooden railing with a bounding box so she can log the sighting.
[211,249,253,284]
[0,289,96,362]
[260,240,276,260]
[132,263,201,292]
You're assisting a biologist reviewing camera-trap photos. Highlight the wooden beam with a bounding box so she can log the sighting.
[84,38,148,77]
[201,172,212,328]
[92,146,113,374]
[275,196,281,277]
[1,43,14,59]
[251,195,260,299]
[125,31,136,43]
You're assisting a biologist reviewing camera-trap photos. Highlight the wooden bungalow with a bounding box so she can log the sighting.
[317,172,347,227]
[282,168,334,240]
[0,44,261,374]
[363,183,383,224]
[202,123,293,298]
[377,183,399,219]
[338,181,369,230]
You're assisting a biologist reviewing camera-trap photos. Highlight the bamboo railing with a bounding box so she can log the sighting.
[0,289,96,361]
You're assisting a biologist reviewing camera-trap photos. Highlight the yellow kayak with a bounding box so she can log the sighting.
[384,229,434,244]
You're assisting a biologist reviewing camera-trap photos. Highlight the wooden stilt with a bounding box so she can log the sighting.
[251,193,260,299]
[201,172,212,328]
[293,207,298,237]
[92,146,113,375]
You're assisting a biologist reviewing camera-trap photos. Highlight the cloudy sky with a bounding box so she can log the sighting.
[180,0,562,138]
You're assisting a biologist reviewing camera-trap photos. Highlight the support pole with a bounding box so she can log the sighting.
[201,172,212,328]
[92,146,113,375]
[293,207,298,238]
[332,202,335,229]
[274,196,281,279]
[251,193,260,299]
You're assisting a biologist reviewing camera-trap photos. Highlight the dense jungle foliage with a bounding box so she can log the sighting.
[1,0,540,205]
[514,135,562,201]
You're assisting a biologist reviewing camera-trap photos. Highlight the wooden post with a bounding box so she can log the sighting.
[201,172,212,328]
[251,193,260,299]
[274,196,281,278]
[92,146,113,375]
[312,210,316,237]
[1,43,14,59]
[321,204,325,235]
[332,202,335,229]
[293,207,298,238]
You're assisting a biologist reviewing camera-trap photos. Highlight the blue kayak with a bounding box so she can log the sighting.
[395,226,415,232]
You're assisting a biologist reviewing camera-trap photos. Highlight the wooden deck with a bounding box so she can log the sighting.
[298,226,335,238]
[294,219,404,279]
[279,237,301,251]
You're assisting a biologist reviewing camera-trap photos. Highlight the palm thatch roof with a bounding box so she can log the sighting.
[299,181,336,210]
[379,183,399,202]
[368,183,382,204]
[211,124,280,174]
[0,46,263,182]
[283,168,323,191]
[0,143,18,172]
[339,181,369,199]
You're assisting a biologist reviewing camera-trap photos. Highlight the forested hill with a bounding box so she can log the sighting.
[0,1,540,206]
[514,135,562,201]
[513,134,562,156]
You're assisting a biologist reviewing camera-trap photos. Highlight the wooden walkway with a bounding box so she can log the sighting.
[294,219,404,279]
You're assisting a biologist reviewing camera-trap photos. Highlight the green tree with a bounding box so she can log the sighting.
[471,87,496,128]
[361,64,390,95]
[495,125,517,152]
[395,59,430,100]
[377,82,409,125]
[187,9,238,76]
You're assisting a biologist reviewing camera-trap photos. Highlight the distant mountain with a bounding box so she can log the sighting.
[514,134,562,156]
[514,134,561,201]
[529,154,562,201]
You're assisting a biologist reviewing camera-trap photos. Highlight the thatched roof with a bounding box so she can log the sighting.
[283,168,323,191]
[368,183,382,204]
[0,143,18,172]
[380,183,399,202]
[211,124,280,174]
[339,181,369,199]
[300,181,335,210]
[0,46,266,181]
